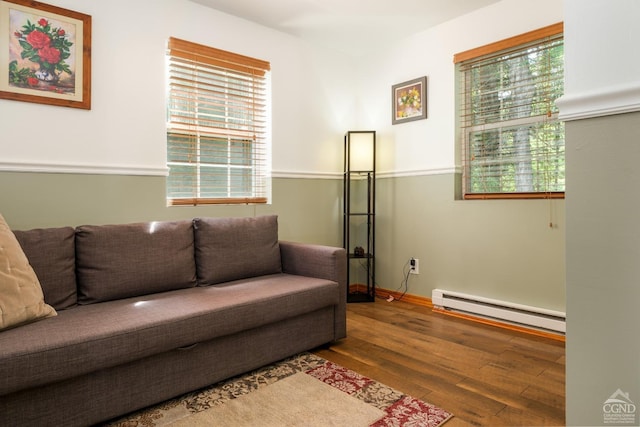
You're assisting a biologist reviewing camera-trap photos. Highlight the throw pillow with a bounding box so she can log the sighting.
[0,214,57,331]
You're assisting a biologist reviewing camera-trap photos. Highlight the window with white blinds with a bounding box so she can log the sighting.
[456,23,564,199]
[166,37,270,206]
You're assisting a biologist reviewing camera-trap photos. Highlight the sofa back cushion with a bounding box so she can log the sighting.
[13,226,77,310]
[76,220,197,304]
[194,215,282,286]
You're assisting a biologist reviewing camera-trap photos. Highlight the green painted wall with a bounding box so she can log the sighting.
[376,173,565,310]
[0,170,565,312]
[0,173,342,247]
[566,112,640,425]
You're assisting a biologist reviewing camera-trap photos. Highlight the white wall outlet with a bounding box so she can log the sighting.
[410,258,419,274]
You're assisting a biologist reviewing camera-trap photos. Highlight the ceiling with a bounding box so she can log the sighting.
[189,0,501,55]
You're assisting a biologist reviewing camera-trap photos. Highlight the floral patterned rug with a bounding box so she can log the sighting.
[103,353,453,427]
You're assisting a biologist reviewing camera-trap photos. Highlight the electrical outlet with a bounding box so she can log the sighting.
[410,258,419,275]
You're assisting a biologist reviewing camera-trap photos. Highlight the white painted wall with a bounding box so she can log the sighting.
[0,0,565,177]
[0,0,355,176]
[354,0,563,175]
[563,0,640,96]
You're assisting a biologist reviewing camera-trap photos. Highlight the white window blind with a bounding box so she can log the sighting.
[456,23,564,199]
[166,37,270,205]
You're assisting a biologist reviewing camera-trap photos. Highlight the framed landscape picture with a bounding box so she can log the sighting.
[0,0,91,109]
[392,76,427,124]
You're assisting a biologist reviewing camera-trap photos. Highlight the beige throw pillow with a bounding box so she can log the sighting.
[0,214,56,331]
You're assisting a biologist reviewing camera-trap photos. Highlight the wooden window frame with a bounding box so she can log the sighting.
[456,23,565,200]
[166,37,270,206]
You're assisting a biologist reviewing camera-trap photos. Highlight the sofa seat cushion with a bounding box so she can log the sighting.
[0,273,339,396]
[76,220,197,304]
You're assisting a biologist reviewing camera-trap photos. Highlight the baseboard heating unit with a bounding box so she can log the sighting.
[431,289,566,334]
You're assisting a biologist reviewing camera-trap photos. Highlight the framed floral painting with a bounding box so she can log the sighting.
[0,0,91,109]
[392,76,427,124]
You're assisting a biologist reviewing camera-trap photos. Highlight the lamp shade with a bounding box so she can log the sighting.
[346,131,375,172]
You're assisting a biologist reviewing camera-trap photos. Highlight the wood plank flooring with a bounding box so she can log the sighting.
[312,298,565,426]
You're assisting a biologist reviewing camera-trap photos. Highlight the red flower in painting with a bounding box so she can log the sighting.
[26,30,51,49]
[38,46,61,64]
[9,15,74,87]
[27,77,39,87]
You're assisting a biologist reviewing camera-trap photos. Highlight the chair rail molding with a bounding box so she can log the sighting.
[557,81,640,121]
[0,161,169,176]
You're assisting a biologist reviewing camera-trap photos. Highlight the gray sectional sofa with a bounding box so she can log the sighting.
[0,215,346,426]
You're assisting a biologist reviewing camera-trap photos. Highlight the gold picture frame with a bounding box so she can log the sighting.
[0,0,91,109]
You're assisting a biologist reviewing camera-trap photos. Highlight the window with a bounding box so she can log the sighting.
[166,37,270,205]
[455,23,564,199]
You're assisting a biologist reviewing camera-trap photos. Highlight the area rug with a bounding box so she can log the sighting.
[104,353,453,427]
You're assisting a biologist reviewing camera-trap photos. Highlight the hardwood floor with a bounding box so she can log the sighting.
[313,298,565,427]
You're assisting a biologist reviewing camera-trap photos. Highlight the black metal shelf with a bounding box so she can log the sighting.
[349,253,373,259]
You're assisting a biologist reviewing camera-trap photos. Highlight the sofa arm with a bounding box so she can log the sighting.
[279,241,347,340]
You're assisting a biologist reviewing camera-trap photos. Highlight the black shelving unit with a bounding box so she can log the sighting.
[343,131,375,303]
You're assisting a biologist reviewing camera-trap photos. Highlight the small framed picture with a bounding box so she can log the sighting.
[0,0,91,109]
[392,76,427,124]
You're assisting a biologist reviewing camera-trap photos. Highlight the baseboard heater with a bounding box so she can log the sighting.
[432,289,566,334]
